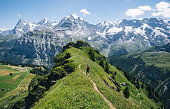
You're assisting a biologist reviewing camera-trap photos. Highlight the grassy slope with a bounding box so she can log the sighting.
[33,47,161,109]
[0,72,35,108]
[109,49,170,87]
[0,64,30,98]
[0,64,37,109]
[109,44,170,107]
[142,52,170,72]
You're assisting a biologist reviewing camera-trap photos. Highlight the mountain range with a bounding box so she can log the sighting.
[0,14,169,67]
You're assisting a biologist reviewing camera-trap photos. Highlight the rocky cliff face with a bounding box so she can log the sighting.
[0,15,169,67]
[3,30,62,67]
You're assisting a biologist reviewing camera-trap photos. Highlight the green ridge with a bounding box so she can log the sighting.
[30,41,161,109]
[0,41,162,109]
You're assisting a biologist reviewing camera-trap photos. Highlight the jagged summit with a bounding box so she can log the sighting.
[57,14,85,28]
[64,14,83,21]
[16,18,27,25]
[66,14,78,19]
[38,17,51,25]
[97,21,114,27]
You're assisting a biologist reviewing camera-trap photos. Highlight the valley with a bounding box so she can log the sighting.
[109,43,170,108]
[0,63,35,108]
[0,64,30,98]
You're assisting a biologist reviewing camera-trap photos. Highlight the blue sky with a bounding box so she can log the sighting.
[0,0,169,29]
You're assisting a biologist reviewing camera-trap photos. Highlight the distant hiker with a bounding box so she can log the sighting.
[86,64,91,77]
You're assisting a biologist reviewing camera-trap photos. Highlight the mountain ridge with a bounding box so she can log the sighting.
[25,41,162,109]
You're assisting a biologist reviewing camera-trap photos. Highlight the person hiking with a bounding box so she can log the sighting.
[86,64,91,77]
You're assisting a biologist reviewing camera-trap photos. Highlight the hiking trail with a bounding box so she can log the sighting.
[79,64,116,109]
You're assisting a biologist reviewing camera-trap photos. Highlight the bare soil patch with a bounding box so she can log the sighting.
[12,74,21,79]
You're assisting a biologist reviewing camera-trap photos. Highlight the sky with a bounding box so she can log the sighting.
[0,0,170,29]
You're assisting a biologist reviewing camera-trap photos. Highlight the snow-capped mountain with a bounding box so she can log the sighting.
[95,18,170,56]
[0,27,8,33]
[0,15,169,67]
[0,17,57,37]
[12,18,54,37]
[55,14,97,38]
[0,27,13,36]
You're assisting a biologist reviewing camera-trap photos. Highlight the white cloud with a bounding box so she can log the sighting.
[80,9,91,16]
[156,2,169,11]
[125,5,151,17]
[138,6,151,11]
[152,2,170,18]
[125,2,170,18]
[126,9,144,17]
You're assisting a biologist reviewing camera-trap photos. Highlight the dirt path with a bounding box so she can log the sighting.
[12,74,21,79]
[79,64,116,109]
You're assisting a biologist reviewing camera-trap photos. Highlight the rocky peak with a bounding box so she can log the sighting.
[15,18,27,27]
[57,14,86,29]
[97,21,114,27]
[64,14,83,21]
[37,17,51,25]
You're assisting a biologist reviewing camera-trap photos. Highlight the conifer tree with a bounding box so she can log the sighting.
[105,61,109,73]
[99,57,105,68]
[89,49,95,61]
[136,80,140,89]
[123,87,130,98]
[114,71,117,75]
[141,82,144,88]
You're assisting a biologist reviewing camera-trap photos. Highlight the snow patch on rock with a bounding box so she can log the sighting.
[107,27,123,35]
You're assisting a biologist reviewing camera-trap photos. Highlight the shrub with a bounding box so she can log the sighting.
[63,42,76,52]
[12,99,25,109]
[74,40,91,48]
[104,61,109,73]
[123,87,130,98]
[99,57,105,68]
[50,67,67,80]
[89,49,95,61]
[114,71,117,75]
[64,63,75,73]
